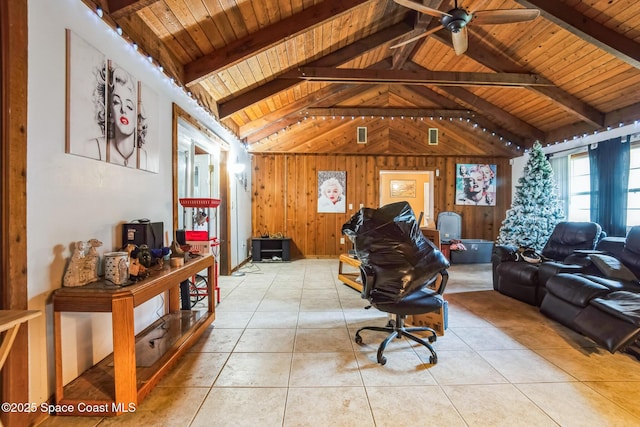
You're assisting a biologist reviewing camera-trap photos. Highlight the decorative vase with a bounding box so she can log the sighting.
[104,252,129,285]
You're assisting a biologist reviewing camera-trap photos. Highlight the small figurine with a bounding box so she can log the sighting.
[84,238,102,283]
[63,239,102,287]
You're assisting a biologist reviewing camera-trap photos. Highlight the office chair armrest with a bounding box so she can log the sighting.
[359,264,375,299]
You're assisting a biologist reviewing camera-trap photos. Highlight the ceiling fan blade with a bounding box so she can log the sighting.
[472,9,540,25]
[452,27,468,56]
[394,0,451,18]
[390,25,444,49]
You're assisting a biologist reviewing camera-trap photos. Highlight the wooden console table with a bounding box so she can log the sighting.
[53,254,215,416]
[338,254,362,292]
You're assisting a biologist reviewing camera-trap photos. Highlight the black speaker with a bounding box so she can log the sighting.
[175,229,186,245]
[122,222,164,249]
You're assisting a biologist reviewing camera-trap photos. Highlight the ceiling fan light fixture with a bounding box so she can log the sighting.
[441,9,471,33]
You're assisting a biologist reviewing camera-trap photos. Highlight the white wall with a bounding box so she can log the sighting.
[26,0,248,403]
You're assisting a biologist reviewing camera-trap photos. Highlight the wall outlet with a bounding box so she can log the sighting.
[348,203,353,210]
[340,237,345,244]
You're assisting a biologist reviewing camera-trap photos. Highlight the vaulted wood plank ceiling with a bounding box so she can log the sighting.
[92,0,640,157]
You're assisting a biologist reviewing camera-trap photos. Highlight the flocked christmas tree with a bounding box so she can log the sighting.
[496,141,565,251]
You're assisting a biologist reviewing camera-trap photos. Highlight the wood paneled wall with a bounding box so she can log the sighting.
[252,154,512,258]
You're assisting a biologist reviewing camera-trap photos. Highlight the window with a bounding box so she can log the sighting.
[568,152,590,222]
[567,140,640,231]
[629,144,640,227]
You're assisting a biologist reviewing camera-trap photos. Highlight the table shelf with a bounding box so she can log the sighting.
[53,255,215,416]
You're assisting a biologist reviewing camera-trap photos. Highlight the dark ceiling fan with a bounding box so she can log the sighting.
[392,0,540,55]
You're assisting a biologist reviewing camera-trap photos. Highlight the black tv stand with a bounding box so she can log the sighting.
[251,237,291,262]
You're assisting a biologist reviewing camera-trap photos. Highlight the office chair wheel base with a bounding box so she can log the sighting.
[428,335,437,343]
[378,356,387,365]
[429,355,437,364]
[355,335,363,345]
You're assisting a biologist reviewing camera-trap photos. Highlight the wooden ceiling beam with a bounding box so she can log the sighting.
[286,67,553,87]
[217,23,410,118]
[430,31,605,128]
[243,85,376,143]
[302,107,473,118]
[545,101,640,144]
[391,1,445,70]
[184,0,371,85]
[515,0,640,69]
[404,62,546,144]
[106,0,158,19]
[404,85,528,148]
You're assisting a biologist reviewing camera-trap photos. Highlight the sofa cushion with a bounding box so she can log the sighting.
[590,291,640,327]
[541,222,602,261]
[545,273,610,306]
[589,254,638,282]
[496,261,538,284]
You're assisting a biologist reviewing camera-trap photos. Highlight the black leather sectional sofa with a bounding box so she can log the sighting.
[492,223,640,356]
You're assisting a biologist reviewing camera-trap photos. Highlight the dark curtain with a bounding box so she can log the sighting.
[589,136,630,236]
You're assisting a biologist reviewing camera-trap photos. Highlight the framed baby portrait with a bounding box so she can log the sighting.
[318,171,346,213]
[65,29,108,161]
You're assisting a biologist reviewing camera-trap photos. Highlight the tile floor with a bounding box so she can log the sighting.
[39,260,640,426]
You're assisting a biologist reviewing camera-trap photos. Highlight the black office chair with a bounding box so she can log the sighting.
[342,201,450,365]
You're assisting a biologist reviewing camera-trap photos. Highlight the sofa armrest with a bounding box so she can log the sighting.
[538,261,584,288]
[596,237,626,259]
[491,244,519,290]
[492,244,518,263]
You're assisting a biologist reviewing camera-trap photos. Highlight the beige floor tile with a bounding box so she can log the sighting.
[159,352,229,387]
[349,326,418,353]
[366,385,466,426]
[443,383,557,426]
[36,415,103,426]
[188,327,243,353]
[445,304,494,328]
[209,311,253,329]
[214,352,292,387]
[98,386,208,426]
[289,352,363,386]
[478,349,576,383]
[355,350,437,386]
[215,297,261,312]
[452,326,528,350]
[284,387,374,427]
[264,287,303,298]
[300,296,342,311]
[246,310,299,328]
[583,381,640,419]
[411,329,471,351]
[425,350,509,385]
[516,382,640,426]
[294,327,354,352]
[297,311,346,328]
[343,308,388,329]
[234,328,296,352]
[535,346,640,381]
[191,387,287,427]
[257,296,301,311]
[501,323,598,350]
